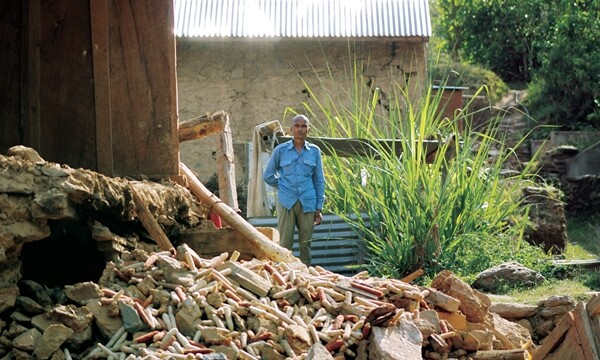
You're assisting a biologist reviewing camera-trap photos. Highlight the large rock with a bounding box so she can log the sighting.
[33,324,73,360]
[368,320,423,360]
[489,302,537,320]
[431,270,490,323]
[0,286,19,314]
[522,185,567,253]
[472,262,545,293]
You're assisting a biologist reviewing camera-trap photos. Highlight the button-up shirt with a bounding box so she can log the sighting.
[263,140,325,212]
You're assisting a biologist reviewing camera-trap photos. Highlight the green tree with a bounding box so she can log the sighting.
[527,0,600,129]
[434,0,551,82]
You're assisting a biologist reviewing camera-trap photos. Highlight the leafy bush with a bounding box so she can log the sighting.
[286,59,551,281]
[526,1,600,130]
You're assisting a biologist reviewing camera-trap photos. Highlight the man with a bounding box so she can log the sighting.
[263,114,325,265]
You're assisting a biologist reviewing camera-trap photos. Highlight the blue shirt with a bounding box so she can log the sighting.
[263,140,325,212]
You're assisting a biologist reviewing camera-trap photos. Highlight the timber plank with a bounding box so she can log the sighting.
[216,261,272,298]
[573,302,599,360]
[590,315,600,357]
[533,312,574,360]
[587,293,600,317]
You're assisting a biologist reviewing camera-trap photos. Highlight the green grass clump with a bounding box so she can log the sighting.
[286,56,551,282]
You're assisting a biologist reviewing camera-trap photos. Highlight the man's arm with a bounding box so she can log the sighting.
[313,148,325,211]
[263,148,280,188]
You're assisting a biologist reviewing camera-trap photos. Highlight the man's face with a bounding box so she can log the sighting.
[291,118,310,140]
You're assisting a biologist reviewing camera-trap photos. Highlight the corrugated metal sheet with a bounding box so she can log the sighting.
[174,0,431,38]
[248,213,369,276]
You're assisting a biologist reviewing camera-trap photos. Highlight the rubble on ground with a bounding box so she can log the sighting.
[1,245,535,360]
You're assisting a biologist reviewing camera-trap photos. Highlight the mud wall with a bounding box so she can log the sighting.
[176,38,427,184]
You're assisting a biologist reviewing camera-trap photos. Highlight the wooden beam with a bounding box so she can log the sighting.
[180,162,300,265]
[130,184,174,252]
[90,0,113,175]
[179,113,224,142]
[573,302,599,360]
[276,136,442,162]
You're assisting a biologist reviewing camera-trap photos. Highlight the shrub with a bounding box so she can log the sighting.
[286,58,550,281]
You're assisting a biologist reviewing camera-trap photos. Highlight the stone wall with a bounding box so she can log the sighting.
[176,38,427,183]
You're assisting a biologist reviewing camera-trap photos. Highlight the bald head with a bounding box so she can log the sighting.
[292,114,310,126]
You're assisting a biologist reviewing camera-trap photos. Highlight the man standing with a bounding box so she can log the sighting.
[263,114,325,265]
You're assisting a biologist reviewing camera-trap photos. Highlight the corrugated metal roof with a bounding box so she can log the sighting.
[174,0,431,38]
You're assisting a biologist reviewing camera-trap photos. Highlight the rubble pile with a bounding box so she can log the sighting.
[1,244,534,360]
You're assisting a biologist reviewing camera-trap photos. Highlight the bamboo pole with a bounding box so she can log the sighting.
[180,162,300,265]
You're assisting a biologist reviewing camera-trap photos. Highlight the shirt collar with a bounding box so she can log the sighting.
[283,140,311,150]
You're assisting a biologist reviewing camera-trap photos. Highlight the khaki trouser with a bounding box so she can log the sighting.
[277,201,314,265]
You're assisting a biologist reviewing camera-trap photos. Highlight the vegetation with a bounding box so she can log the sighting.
[432,0,600,130]
[286,59,551,283]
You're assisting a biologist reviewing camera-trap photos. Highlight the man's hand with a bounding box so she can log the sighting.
[314,210,322,225]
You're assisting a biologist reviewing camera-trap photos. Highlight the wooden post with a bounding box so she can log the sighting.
[90,0,113,175]
[215,111,238,211]
[180,162,299,265]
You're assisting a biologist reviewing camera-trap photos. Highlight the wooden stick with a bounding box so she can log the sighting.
[400,269,424,283]
[130,184,174,252]
[180,162,299,265]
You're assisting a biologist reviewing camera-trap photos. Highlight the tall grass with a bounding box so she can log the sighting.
[286,56,550,281]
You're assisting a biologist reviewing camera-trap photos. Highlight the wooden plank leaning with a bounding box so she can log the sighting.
[130,184,175,253]
[180,162,301,266]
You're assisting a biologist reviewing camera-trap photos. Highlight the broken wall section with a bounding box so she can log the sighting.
[0,146,207,305]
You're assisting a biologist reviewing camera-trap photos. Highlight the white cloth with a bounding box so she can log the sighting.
[247,120,284,217]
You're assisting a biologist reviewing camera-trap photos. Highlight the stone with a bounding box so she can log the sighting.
[12,328,42,351]
[7,146,45,163]
[201,327,229,345]
[306,342,334,360]
[489,302,537,320]
[6,322,28,337]
[175,297,203,337]
[117,301,145,333]
[431,270,490,323]
[20,280,53,307]
[487,313,532,349]
[63,282,102,304]
[425,288,461,313]
[209,345,237,359]
[368,320,423,360]
[258,343,288,360]
[10,311,31,323]
[157,255,195,287]
[0,286,19,314]
[33,324,73,360]
[283,325,312,354]
[85,300,123,339]
[16,296,45,315]
[539,295,575,308]
[472,262,545,293]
